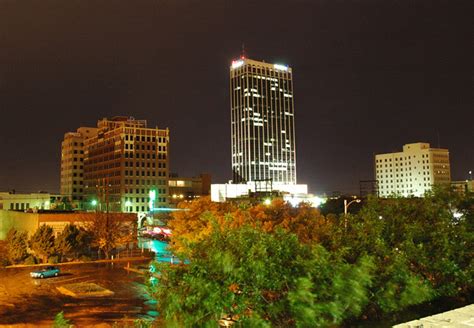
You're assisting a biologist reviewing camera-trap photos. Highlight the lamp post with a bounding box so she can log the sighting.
[344,198,361,229]
[469,171,472,181]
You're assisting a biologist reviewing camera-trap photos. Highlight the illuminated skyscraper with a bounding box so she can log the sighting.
[230,57,297,185]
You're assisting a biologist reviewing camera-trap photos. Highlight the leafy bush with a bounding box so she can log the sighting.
[79,255,92,262]
[48,255,60,264]
[29,225,55,263]
[5,228,28,264]
[24,255,37,265]
[52,311,72,328]
[0,258,11,267]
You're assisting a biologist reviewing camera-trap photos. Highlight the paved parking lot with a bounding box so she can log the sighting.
[0,261,155,327]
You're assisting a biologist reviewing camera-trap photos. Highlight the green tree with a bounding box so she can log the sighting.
[151,223,374,327]
[55,224,91,261]
[87,213,133,259]
[5,228,28,264]
[52,311,72,328]
[29,225,55,263]
[324,186,474,315]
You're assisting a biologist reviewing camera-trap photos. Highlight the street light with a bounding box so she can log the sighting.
[91,199,98,206]
[344,198,361,229]
[344,198,361,215]
[469,171,472,181]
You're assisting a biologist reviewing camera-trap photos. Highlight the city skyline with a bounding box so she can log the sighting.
[0,0,472,194]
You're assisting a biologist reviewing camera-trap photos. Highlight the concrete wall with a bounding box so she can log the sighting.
[0,210,137,240]
[0,210,40,239]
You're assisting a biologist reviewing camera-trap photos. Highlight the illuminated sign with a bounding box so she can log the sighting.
[273,64,288,71]
[231,60,244,69]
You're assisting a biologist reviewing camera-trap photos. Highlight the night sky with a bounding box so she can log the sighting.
[0,0,472,195]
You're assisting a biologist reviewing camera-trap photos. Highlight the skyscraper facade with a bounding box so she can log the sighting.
[230,57,297,185]
[60,127,98,207]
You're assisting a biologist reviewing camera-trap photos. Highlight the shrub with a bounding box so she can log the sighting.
[79,255,92,262]
[48,255,60,264]
[53,311,72,328]
[0,258,11,267]
[24,255,37,265]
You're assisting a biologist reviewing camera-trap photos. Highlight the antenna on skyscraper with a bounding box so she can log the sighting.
[241,43,246,59]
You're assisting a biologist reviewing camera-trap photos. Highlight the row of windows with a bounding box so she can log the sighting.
[124,152,166,159]
[62,149,84,155]
[376,170,430,176]
[124,144,166,151]
[61,165,84,170]
[124,161,166,168]
[124,194,166,203]
[124,188,167,195]
[124,170,167,177]
[376,161,432,169]
[376,154,431,163]
[378,176,431,183]
[124,179,167,186]
[9,203,30,210]
[124,198,166,204]
[123,135,167,143]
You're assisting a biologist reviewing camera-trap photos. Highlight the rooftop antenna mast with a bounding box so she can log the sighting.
[241,42,246,59]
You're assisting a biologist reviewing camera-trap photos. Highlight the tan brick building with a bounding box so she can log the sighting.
[375,142,451,197]
[83,117,170,213]
[60,127,98,207]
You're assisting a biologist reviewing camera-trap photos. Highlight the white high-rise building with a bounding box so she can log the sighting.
[230,57,297,185]
[375,142,451,197]
[211,56,308,203]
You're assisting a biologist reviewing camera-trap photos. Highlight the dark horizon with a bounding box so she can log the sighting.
[0,0,472,195]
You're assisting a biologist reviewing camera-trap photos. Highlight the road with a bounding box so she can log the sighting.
[0,261,156,327]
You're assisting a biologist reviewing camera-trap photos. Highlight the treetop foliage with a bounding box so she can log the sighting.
[153,187,473,326]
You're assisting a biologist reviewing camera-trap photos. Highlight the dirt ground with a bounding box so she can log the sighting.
[0,261,156,327]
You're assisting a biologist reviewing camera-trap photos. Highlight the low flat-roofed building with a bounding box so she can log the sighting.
[451,180,474,194]
[211,182,308,202]
[0,191,53,211]
[0,210,137,240]
[168,173,211,204]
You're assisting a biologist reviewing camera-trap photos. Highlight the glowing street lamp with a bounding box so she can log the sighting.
[344,198,361,229]
[263,198,272,206]
[91,199,98,206]
[344,198,361,215]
